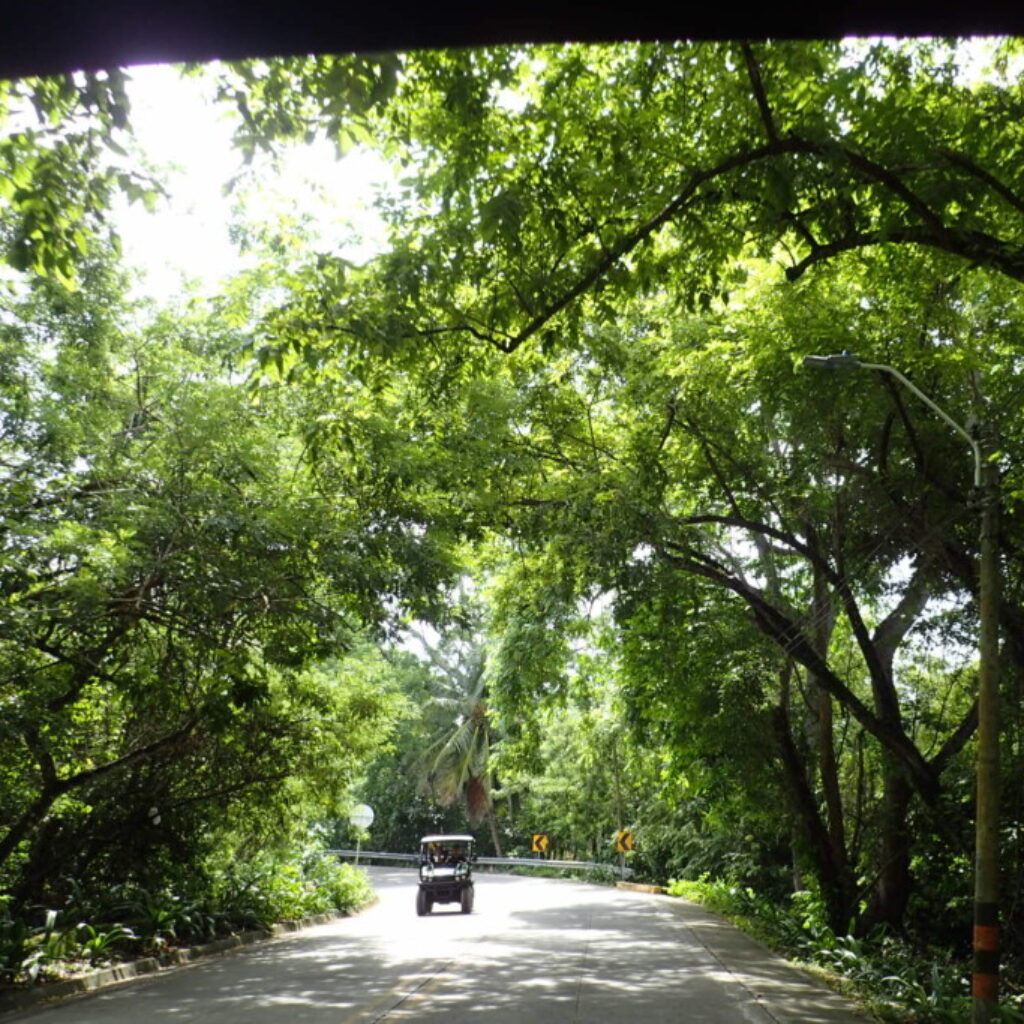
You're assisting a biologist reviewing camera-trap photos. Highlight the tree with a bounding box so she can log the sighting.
[354,649,483,853]
[9,38,1021,944]
[260,237,1019,934]
[408,611,505,855]
[0,253,451,905]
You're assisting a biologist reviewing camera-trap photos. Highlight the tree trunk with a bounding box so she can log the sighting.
[0,785,66,873]
[772,700,856,933]
[791,827,805,892]
[808,565,849,895]
[862,767,914,932]
[486,803,504,857]
[1,718,196,873]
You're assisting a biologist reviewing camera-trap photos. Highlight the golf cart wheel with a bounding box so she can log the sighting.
[416,888,429,916]
[460,887,474,914]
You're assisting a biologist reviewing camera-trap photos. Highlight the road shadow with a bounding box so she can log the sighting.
[19,869,869,1023]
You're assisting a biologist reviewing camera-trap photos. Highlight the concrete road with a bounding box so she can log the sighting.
[15,867,872,1022]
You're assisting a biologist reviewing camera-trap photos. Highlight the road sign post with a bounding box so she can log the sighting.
[614,831,634,878]
[350,804,374,865]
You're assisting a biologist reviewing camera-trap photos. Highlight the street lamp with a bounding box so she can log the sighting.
[804,352,1000,1023]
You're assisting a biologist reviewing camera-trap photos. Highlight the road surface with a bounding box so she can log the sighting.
[13,867,871,1022]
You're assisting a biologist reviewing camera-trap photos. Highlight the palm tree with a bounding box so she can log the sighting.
[410,623,504,855]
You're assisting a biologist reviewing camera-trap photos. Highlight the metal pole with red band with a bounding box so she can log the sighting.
[972,903,999,1003]
[972,445,1001,1024]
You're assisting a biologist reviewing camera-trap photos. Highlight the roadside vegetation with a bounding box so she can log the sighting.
[4,36,1024,1021]
[0,848,371,985]
[667,878,1024,1023]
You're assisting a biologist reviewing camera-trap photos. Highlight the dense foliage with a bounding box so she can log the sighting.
[0,248,435,953]
[1,850,371,985]
[0,70,158,284]
[6,35,1024,1018]
[232,36,1024,1003]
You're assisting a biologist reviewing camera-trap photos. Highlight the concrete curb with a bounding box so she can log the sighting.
[0,910,352,1018]
[616,880,667,894]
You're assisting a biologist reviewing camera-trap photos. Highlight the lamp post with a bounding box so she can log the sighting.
[804,352,1000,1023]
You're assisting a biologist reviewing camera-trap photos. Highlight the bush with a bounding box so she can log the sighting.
[0,906,132,985]
[0,849,373,987]
[300,853,374,915]
[209,850,373,926]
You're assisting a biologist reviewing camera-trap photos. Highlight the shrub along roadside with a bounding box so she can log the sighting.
[667,878,1024,1023]
[1,851,372,987]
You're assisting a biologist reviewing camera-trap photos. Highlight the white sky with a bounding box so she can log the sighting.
[115,63,391,304]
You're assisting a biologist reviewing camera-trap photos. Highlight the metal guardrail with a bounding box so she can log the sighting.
[329,850,632,878]
[331,850,417,864]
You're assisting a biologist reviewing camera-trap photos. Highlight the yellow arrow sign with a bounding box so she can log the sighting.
[615,830,634,853]
[532,833,549,853]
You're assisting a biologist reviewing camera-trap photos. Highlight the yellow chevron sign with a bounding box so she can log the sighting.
[532,833,549,853]
[615,830,634,853]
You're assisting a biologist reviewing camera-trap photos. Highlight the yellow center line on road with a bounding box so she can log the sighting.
[338,959,454,1024]
[377,965,456,1020]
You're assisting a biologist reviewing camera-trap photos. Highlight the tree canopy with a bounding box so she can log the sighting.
[229,37,1024,940]
[240,40,1024,380]
[0,244,440,906]
[6,38,1024,1008]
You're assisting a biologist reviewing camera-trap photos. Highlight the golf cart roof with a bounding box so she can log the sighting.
[420,834,475,845]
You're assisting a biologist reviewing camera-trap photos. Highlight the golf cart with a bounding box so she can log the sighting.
[416,834,475,915]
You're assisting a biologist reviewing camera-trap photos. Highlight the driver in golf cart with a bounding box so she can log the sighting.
[416,833,475,915]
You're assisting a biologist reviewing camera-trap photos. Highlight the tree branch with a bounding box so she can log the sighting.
[785,225,1024,283]
[872,564,932,669]
[0,717,198,869]
[657,537,940,803]
[939,148,1024,217]
[323,133,1024,358]
[498,136,1024,350]
[740,42,779,144]
[931,699,978,776]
